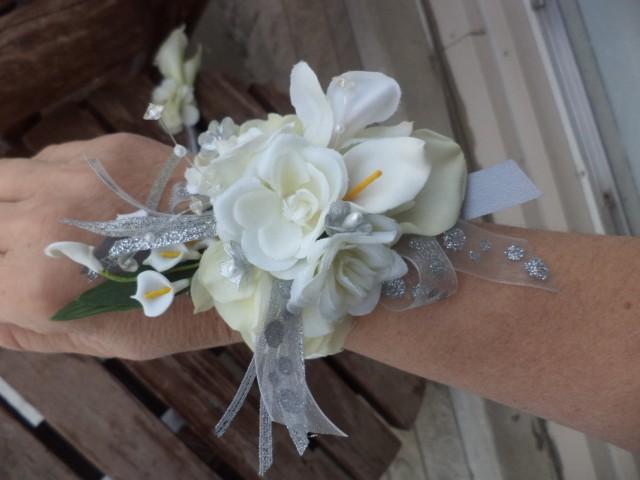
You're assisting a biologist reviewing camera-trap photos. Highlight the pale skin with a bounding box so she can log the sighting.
[0,134,638,452]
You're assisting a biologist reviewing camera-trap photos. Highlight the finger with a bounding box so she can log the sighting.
[0,158,36,202]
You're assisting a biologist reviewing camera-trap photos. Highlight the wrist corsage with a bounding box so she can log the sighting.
[45,59,556,475]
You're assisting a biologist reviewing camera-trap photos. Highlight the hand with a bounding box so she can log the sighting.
[0,133,239,359]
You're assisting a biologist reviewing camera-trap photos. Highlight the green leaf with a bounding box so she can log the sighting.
[51,265,198,321]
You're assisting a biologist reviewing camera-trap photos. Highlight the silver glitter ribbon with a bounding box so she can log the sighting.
[442,220,557,291]
[146,145,188,210]
[87,158,173,217]
[381,235,459,311]
[215,280,346,475]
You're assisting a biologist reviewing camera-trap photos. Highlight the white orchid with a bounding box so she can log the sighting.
[131,270,189,317]
[44,242,103,274]
[289,214,407,337]
[214,133,347,276]
[143,243,201,272]
[152,26,202,134]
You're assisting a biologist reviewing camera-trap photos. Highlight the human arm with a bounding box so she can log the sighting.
[346,225,640,451]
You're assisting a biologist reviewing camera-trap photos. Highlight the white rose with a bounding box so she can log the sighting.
[191,240,353,358]
[289,213,407,337]
[214,133,348,276]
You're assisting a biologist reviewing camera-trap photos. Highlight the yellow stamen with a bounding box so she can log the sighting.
[159,250,181,259]
[144,287,172,300]
[343,170,383,201]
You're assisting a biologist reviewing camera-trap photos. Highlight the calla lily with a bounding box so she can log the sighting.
[342,136,429,214]
[131,270,189,317]
[290,61,401,149]
[393,129,467,236]
[143,243,201,272]
[45,242,103,274]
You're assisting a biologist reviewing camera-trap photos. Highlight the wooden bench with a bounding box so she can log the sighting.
[0,2,426,478]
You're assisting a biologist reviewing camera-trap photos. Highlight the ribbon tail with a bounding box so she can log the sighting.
[214,357,256,437]
[258,398,273,476]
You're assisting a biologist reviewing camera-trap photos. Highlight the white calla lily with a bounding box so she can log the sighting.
[342,136,429,214]
[143,243,201,272]
[45,242,103,274]
[131,270,189,317]
[289,61,401,149]
[393,129,467,236]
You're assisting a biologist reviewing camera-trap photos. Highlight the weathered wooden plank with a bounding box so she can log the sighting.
[280,0,341,86]
[22,104,106,154]
[86,76,167,143]
[321,0,363,71]
[0,352,218,480]
[196,73,267,124]
[0,0,150,132]
[249,83,294,115]
[413,383,472,480]
[330,351,426,429]
[0,404,78,480]
[124,350,351,480]
[0,0,207,133]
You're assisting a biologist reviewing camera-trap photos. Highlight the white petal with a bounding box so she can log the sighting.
[303,316,352,358]
[341,121,414,149]
[348,282,381,316]
[302,145,348,201]
[258,218,302,261]
[233,187,280,229]
[214,177,264,241]
[131,270,175,317]
[143,244,197,272]
[241,230,299,274]
[394,129,467,236]
[302,303,334,337]
[290,62,334,146]
[190,268,215,313]
[343,137,429,213]
[183,44,202,86]
[154,26,188,82]
[327,71,401,146]
[44,241,103,273]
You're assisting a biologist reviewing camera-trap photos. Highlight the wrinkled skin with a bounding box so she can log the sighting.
[0,133,238,359]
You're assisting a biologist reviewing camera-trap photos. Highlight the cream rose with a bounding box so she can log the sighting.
[289,213,407,337]
[214,133,348,276]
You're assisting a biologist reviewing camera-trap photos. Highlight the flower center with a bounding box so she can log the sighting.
[282,189,319,225]
[344,170,383,201]
[159,250,181,258]
[144,287,172,300]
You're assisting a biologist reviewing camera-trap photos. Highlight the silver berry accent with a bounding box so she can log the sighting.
[468,250,480,262]
[442,227,466,251]
[504,244,525,261]
[524,257,550,281]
